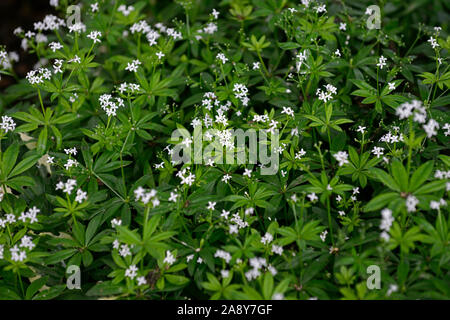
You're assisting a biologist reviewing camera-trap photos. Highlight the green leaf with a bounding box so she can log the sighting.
[165,274,189,286]
[26,277,48,300]
[390,160,408,191]
[2,142,19,177]
[9,154,41,178]
[364,192,399,212]
[409,160,434,192]
[369,168,400,192]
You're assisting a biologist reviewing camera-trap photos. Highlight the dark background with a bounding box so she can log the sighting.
[0,0,52,88]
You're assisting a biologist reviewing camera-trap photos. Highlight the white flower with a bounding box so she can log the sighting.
[406,195,419,212]
[125,265,138,279]
[320,230,328,242]
[91,2,99,12]
[252,62,260,70]
[169,192,178,202]
[229,224,238,234]
[339,22,346,31]
[243,168,252,177]
[271,244,283,255]
[261,232,273,245]
[428,37,439,49]
[137,276,147,286]
[307,193,318,202]
[164,250,176,265]
[49,41,63,52]
[377,56,387,69]
[156,51,165,59]
[281,106,294,117]
[316,84,337,103]
[372,146,384,158]
[216,53,228,64]
[380,208,393,231]
[0,116,16,133]
[211,9,220,19]
[222,174,232,183]
[75,189,87,203]
[316,4,326,13]
[87,30,102,43]
[423,119,439,138]
[207,201,216,210]
[333,151,349,166]
[388,82,396,90]
[387,284,398,296]
[357,126,366,134]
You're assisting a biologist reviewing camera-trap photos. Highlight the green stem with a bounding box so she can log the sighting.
[327,196,335,246]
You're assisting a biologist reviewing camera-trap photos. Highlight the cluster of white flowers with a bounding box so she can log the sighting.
[56,179,77,194]
[296,50,308,72]
[214,249,232,264]
[17,206,40,224]
[125,59,141,72]
[68,22,87,33]
[395,100,441,138]
[118,4,134,16]
[295,149,306,160]
[281,106,294,117]
[53,59,63,74]
[395,100,426,122]
[216,53,228,64]
[379,131,404,144]
[430,199,447,210]
[245,257,275,280]
[0,50,19,70]
[55,179,87,203]
[163,250,176,265]
[0,115,16,133]
[87,30,102,43]
[99,93,125,117]
[176,167,196,186]
[406,195,419,212]
[380,208,394,241]
[377,55,387,69]
[271,244,283,255]
[423,119,440,138]
[111,218,122,228]
[118,82,141,95]
[198,22,218,36]
[34,14,65,32]
[428,37,439,49]
[26,68,52,85]
[233,83,250,106]
[316,84,337,103]
[372,146,385,158]
[333,151,349,166]
[125,264,138,279]
[0,206,39,228]
[434,169,450,180]
[253,113,270,123]
[261,232,273,245]
[228,212,249,234]
[134,186,159,206]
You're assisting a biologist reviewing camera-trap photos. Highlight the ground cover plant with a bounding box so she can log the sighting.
[0,0,449,300]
